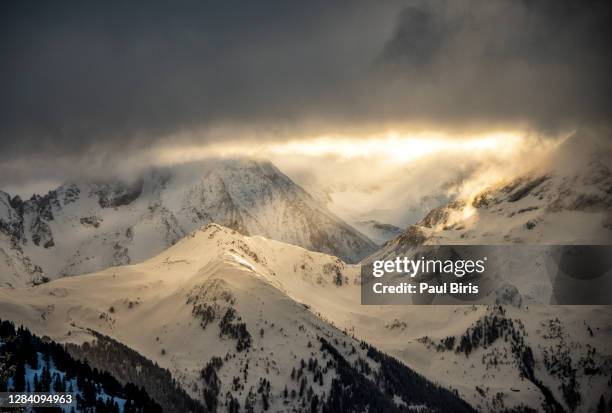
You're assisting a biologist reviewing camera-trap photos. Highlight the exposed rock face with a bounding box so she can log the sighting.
[0,159,375,286]
[96,178,144,208]
[419,200,466,229]
[79,216,103,228]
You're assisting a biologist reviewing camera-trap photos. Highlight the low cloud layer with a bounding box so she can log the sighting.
[1,0,611,187]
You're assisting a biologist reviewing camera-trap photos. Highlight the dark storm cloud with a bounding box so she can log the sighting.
[375,0,612,131]
[0,0,610,166]
[0,0,398,160]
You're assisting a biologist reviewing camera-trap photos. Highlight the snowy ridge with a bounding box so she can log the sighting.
[0,131,609,412]
[0,223,610,411]
[372,130,612,261]
[354,131,612,412]
[0,159,375,287]
[0,224,473,413]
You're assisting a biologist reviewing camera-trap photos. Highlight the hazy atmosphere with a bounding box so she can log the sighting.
[1,2,611,412]
[1,0,611,197]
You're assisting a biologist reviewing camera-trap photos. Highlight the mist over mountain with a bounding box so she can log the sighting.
[1,2,611,412]
[0,132,610,412]
[372,131,612,262]
[0,158,375,287]
[352,132,612,411]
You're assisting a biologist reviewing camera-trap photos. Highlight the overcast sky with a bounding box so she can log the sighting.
[1,0,611,190]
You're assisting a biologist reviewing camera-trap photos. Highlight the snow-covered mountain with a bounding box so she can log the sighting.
[0,159,375,287]
[354,131,612,411]
[0,131,609,412]
[1,223,610,412]
[0,224,474,413]
[373,130,611,261]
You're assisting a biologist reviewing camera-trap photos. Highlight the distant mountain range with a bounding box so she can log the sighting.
[0,131,610,412]
[0,159,375,287]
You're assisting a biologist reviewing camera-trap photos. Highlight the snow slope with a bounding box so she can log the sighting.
[0,224,472,413]
[356,130,612,411]
[0,131,609,412]
[373,130,611,259]
[0,223,609,412]
[0,159,375,286]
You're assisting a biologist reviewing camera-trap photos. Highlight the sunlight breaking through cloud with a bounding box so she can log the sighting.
[152,130,528,166]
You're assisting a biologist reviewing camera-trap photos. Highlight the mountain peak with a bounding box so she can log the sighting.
[0,158,374,286]
[371,130,612,260]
